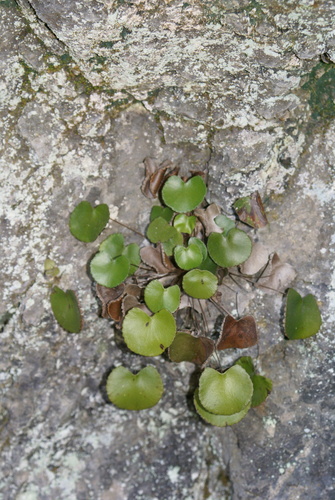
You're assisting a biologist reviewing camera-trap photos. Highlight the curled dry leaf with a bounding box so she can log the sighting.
[257,253,297,294]
[140,245,175,274]
[96,283,125,319]
[194,204,223,236]
[240,242,270,275]
[233,191,268,228]
[217,315,258,350]
[141,158,178,199]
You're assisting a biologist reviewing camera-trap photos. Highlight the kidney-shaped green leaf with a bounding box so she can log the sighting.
[69,201,109,242]
[174,243,203,270]
[234,356,272,407]
[50,286,82,333]
[90,253,130,288]
[150,205,174,223]
[122,308,176,356]
[147,217,177,243]
[144,280,181,313]
[207,228,252,268]
[194,389,251,426]
[162,175,207,213]
[285,288,322,339]
[199,366,253,416]
[123,242,141,275]
[106,366,163,410]
[173,214,197,234]
[182,269,218,299]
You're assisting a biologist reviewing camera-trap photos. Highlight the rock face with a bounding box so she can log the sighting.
[1,1,334,499]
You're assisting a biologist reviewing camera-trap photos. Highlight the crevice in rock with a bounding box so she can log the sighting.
[16,0,66,53]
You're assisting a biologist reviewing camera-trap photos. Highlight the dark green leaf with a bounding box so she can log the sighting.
[169,332,214,364]
[207,228,252,268]
[146,217,176,243]
[50,286,82,333]
[69,201,109,242]
[150,206,174,222]
[162,175,207,213]
[285,288,322,339]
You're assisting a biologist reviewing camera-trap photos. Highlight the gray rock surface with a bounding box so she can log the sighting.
[0,0,334,499]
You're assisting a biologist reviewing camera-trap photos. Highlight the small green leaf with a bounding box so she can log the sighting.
[122,308,176,356]
[150,206,174,222]
[169,332,214,364]
[214,215,235,235]
[50,286,82,333]
[144,280,181,313]
[194,389,251,427]
[199,366,253,416]
[207,228,252,268]
[182,269,218,299]
[162,229,183,256]
[146,217,176,243]
[44,258,60,278]
[99,233,124,256]
[235,357,272,407]
[188,237,207,261]
[69,201,109,242]
[285,288,322,339]
[106,366,163,410]
[198,254,217,274]
[162,175,207,213]
[250,375,272,407]
[174,243,203,270]
[173,214,197,234]
[90,253,130,288]
[123,243,141,275]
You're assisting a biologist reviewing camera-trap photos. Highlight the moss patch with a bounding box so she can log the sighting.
[302,62,335,121]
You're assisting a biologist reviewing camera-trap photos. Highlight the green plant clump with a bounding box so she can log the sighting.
[49,159,322,425]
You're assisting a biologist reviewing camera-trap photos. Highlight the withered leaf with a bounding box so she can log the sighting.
[122,296,151,316]
[96,283,125,304]
[169,331,214,365]
[106,297,123,322]
[240,242,270,275]
[256,253,297,294]
[217,315,258,350]
[194,204,223,236]
[140,246,175,274]
[233,191,268,228]
[141,158,175,199]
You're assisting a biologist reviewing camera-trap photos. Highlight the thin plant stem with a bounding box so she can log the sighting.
[110,218,146,239]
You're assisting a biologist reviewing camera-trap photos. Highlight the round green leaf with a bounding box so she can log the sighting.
[123,243,141,276]
[194,389,250,426]
[147,217,176,243]
[106,366,163,410]
[50,286,82,333]
[99,233,124,256]
[69,201,109,242]
[189,237,207,260]
[162,175,207,213]
[174,243,203,270]
[207,228,252,268]
[162,229,183,256]
[150,206,174,222]
[285,288,322,339]
[182,269,218,299]
[173,214,197,234]
[214,215,235,235]
[198,254,217,274]
[122,308,176,356]
[90,253,130,288]
[199,366,253,416]
[144,280,181,313]
[250,375,273,407]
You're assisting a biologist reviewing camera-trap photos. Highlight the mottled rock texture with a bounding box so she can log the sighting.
[1,0,335,499]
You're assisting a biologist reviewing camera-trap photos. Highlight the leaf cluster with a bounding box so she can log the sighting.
[49,158,322,426]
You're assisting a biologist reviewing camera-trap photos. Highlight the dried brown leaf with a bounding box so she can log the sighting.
[217,315,258,350]
[233,191,268,228]
[256,253,297,294]
[140,246,173,274]
[240,242,270,275]
[194,204,222,236]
